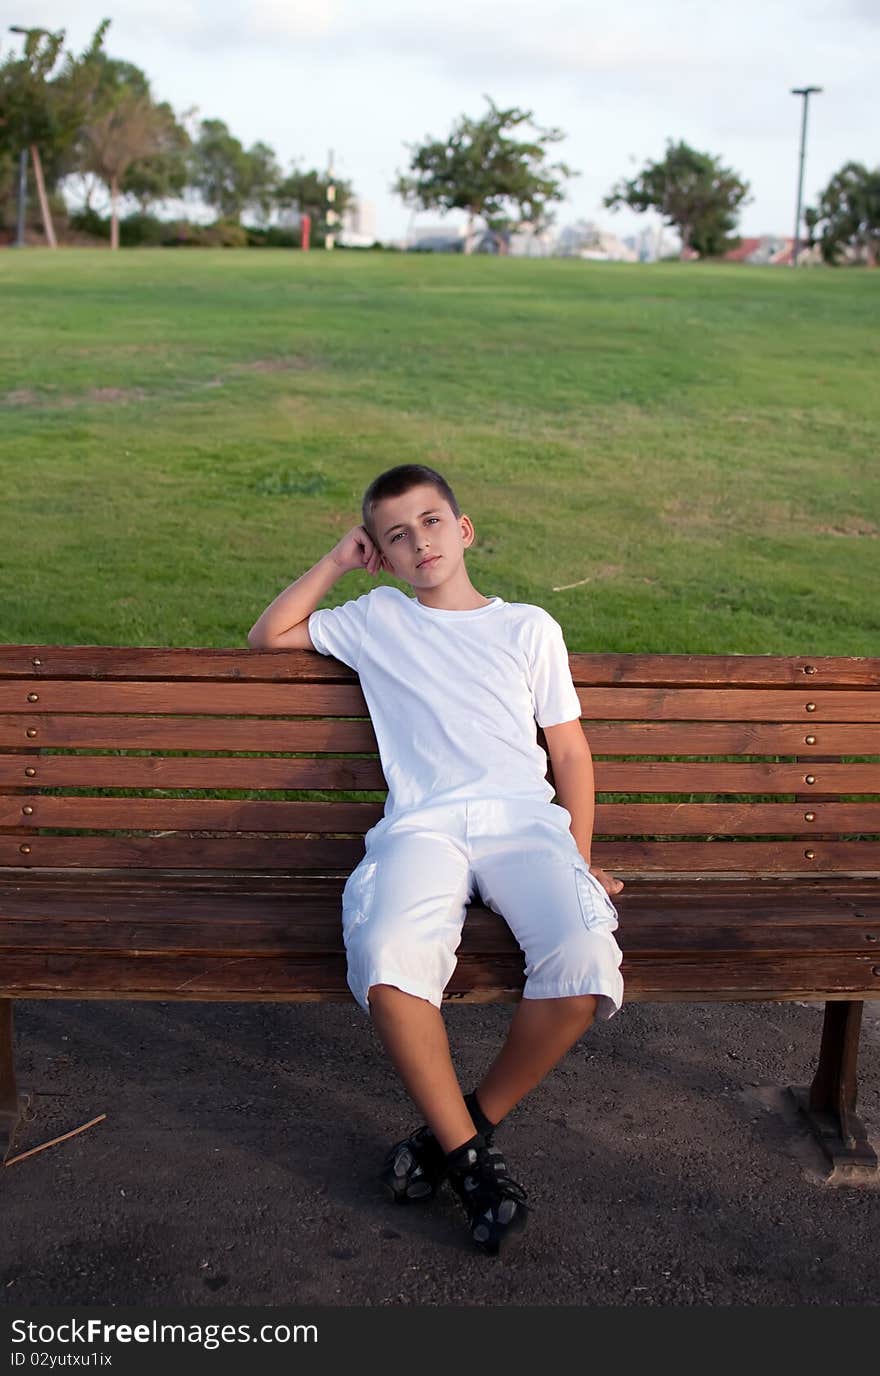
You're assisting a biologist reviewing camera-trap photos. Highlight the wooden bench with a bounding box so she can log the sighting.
[1,645,878,1182]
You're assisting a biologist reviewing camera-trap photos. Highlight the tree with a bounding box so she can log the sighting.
[604,140,750,259]
[59,53,188,221]
[0,21,125,242]
[274,166,353,244]
[0,23,109,244]
[0,26,65,242]
[395,96,576,254]
[806,162,880,266]
[81,90,172,249]
[189,119,280,223]
[121,101,190,211]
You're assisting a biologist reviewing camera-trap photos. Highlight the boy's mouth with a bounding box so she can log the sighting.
[417,556,440,568]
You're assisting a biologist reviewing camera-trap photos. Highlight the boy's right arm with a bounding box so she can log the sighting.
[246,525,385,650]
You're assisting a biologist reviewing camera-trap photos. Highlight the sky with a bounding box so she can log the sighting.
[4,0,877,243]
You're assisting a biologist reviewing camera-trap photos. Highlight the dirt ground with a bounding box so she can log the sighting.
[2,997,879,1308]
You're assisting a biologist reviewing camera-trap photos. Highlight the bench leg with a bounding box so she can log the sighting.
[0,1000,30,1165]
[789,1000,879,1184]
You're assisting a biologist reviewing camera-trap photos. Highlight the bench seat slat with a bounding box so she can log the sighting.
[3,871,877,900]
[3,877,878,954]
[4,871,876,903]
[6,681,879,722]
[1,952,877,1002]
[2,917,877,957]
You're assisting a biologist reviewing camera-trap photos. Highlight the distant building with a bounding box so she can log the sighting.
[723,235,820,265]
[508,224,555,257]
[340,198,377,247]
[407,224,465,252]
[406,223,507,253]
[555,220,638,262]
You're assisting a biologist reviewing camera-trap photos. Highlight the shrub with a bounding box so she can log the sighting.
[69,207,111,240]
[244,225,301,248]
[119,213,167,247]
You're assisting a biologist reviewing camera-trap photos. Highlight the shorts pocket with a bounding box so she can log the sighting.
[342,859,378,930]
[573,863,618,931]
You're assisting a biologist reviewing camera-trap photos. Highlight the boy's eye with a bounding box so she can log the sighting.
[390,517,439,544]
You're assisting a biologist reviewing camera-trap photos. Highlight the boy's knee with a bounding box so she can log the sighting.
[367,982,397,1017]
[561,993,598,1035]
[367,982,399,1009]
[367,982,435,1015]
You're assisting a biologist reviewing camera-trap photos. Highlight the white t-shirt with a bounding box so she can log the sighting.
[308,585,582,820]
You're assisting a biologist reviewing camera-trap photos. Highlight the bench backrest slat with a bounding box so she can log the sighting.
[1,646,876,687]
[1,836,875,874]
[2,796,878,836]
[1,716,876,755]
[0,755,875,794]
[4,681,878,722]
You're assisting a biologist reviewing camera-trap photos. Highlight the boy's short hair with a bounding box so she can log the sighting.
[362,464,461,545]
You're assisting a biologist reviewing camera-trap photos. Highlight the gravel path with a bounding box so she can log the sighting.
[3,998,879,1307]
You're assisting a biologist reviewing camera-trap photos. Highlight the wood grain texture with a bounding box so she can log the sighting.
[2,836,878,873]
[5,681,879,721]
[3,647,877,688]
[1,754,876,795]
[4,716,878,757]
[4,795,878,836]
[1,953,878,1001]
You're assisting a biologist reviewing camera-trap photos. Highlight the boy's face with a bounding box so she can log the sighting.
[371,483,474,587]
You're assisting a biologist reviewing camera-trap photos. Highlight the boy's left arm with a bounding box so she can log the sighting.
[543,719,623,898]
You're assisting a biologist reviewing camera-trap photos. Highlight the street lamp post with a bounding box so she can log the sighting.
[791,85,822,267]
[14,149,28,248]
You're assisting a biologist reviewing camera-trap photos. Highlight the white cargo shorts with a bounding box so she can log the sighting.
[341,797,624,1019]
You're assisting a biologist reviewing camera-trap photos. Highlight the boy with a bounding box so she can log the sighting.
[248,464,624,1256]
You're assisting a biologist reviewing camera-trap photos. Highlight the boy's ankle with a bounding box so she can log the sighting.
[445,1132,485,1170]
[465,1089,497,1138]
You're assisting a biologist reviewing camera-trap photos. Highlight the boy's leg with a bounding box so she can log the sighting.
[368,984,476,1153]
[370,982,530,1256]
[470,802,624,1128]
[342,807,477,1153]
[473,994,597,1125]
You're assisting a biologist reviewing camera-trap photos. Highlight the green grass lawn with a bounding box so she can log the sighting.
[1,249,877,654]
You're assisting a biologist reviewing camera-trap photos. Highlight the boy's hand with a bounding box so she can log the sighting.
[590,865,624,898]
[330,526,388,578]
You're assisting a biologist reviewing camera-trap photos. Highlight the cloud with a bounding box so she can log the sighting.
[101,0,344,49]
[360,2,746,83]
[236,0,343,41]
[843,0,880,23]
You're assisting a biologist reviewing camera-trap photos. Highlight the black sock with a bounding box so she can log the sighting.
[445,1132,484,1170]
[465,1089,497,1137]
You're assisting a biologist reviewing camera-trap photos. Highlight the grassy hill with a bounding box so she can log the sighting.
[1,249,877,653]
